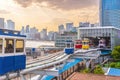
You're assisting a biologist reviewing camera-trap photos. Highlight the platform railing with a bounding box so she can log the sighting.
[0,52,70,80]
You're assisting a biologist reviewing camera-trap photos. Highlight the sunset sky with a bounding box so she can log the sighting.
[0,0,99,31]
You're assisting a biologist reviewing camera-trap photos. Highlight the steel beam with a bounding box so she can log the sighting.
[29,69,59,76]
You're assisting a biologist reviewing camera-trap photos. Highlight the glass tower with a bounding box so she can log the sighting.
[100,0,120,28]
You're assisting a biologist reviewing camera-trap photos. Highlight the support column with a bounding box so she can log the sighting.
[20,74,26,80]
[2,38,5,54]
[41,48,45,56]
[14,39,16,54]
[6,73,10,80]
[37,75,44,80]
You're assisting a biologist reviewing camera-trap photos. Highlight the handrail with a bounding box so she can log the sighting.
[27,51,63,65]
[0,53,70,80]
[26,54,66,68]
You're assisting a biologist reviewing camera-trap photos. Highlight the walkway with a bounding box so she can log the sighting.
[67,72,120,80]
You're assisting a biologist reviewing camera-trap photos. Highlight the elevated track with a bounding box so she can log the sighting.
[0,49,100,80]
[0,51,70,80]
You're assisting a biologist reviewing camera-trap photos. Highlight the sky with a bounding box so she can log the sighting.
[0,0,99,31]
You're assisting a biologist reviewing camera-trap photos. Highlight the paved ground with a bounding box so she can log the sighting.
[67,72,120,80]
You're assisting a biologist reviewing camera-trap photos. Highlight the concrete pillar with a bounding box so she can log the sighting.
[37,75,43,80]
[41,49,45,56]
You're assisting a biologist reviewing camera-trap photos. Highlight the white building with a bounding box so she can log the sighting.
[79,22,99,27]
[25,25,30,33]
[4,22,7,29]
[66,23,73,32]
[78,26,120,49]
[20,25,40,40]
[40,29,48,40]
[26,32,40,40]
[21,26,25,35]
[26,27,39,40]
[71,27,77,32]
[34,32,41,40]
[58,24,64,34]
[7,20,15,30]
[53,32,59,41]
[48,31,55,41]
[30,27,38,33]
[0,18,4,29]
[79,22,90,27]
[55,32,77,48]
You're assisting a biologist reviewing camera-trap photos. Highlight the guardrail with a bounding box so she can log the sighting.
[27,51,63,65]
[0,52,70,80]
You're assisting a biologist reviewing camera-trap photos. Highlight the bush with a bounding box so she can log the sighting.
[115,63,120,68]
[81,68,90,73]
[94,65,104,74]
[104,64,109,67]
[111,46,120,60]
[110,62,116,68]
[109,62,120,69]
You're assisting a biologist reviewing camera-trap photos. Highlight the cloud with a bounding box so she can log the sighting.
[52,18,72,24]
[14,0,99,10]
[0,10,10,14]
[14,0,33,8]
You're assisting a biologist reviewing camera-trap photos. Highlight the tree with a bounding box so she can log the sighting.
[111,46,120,60]
[115,63,120,69]
[94,65,104,74]
[110,62,116,68]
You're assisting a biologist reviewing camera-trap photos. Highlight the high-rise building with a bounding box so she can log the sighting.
[34,32,41,40]
[0,18,4,29]
[71,27,77,32]
[66,23,73,32]
[79,22,90,27]
[58,24,64,34]
[48,31,54,41]
[26,25,30,33]
[30,27,38,33]
[100,0,120,28]
[7,20,15,30]
[40,29,48,40]
[4,22,7,29]
[21,26,25,35]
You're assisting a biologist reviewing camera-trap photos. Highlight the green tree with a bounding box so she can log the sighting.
[110,62,116,68]
[111,46,120,60]
[115,63,120,68]
[94,65,104,74]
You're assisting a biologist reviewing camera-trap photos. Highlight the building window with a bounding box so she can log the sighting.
[66,43,70,48]
[4,31,9,34]
[4,39,14,53]
[16,39,24,52]
[14,32,18,35]
[0,39,3,53]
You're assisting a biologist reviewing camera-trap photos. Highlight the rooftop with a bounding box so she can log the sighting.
[78,26,120,31]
